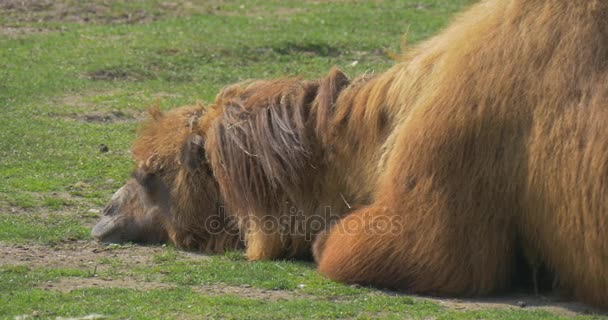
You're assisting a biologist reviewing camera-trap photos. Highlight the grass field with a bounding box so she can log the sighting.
[1,1,606,319]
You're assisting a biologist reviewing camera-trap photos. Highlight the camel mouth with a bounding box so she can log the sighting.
[91,215,122,243]
[91,214,168,245]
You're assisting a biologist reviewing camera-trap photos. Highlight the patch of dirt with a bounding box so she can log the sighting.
[49,90,180,124]
[395,293,606,318]
[43,276,175,293]
[50,90,159,123]
[0,0,342,25]
[194,284,308,301]
[51,110,148,124]
[84,68,151,82]
[2,241,606,317]
[0,241,207,270]
[75,111,145,123]
[272,41,341,57]
[55,89,123,109]
[6,241,303,301]
[0,0,169,24]
[41,277,305,301]
[2,206,28,214]
[83,61,195,82]
[0,26,51,37]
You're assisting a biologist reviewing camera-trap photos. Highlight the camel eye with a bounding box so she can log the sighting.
[141,174,157,191]
[203,164,214,177]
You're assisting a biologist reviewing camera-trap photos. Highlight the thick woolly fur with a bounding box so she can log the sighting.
[195,0,608,307]
[131,105,244,253]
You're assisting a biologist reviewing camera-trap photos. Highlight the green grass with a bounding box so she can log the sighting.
[0,212,90,244]
[0,0,475,208]
[1,0,603,319]
[0,254,592,320]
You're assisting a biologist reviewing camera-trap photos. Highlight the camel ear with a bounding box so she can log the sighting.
[180,134,206,174]
[147,105,164,121]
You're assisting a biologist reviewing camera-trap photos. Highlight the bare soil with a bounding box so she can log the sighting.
[70,111,145,124]
[0,26,50,37]
[0,241,175,270]
[0,0,194,24]
[416,294,602,318]
[2,241,308,302]
[48,90,164,124]
[0,0,322,26]
[2,241,606,317]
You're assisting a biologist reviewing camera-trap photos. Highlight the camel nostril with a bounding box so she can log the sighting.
[102,204,116,216]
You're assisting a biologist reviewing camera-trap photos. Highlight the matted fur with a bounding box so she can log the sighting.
[207,78,319,213]
[204,77,325,259]
[316,0,608,307]
[196,0,608,307]
[94,0,608,307]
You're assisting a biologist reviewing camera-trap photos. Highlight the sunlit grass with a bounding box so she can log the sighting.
[3,1,592,319]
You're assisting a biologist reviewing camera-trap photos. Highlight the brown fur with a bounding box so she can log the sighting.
[93,0,608,307]
[315,0,608,307]
[203,77,325,259]
[198,0,608,307]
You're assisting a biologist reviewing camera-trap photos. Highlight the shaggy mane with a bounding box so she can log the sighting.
[206,78,320,213]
